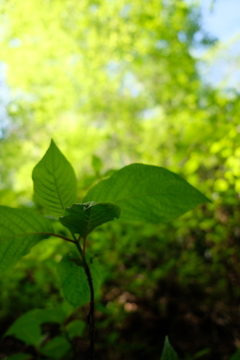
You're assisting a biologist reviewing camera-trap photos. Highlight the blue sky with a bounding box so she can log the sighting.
[200,0,240,41]
[197,0,240,89]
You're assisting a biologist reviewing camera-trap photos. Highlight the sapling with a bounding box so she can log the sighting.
[0,140,210,360]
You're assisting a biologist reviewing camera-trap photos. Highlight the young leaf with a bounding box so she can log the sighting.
[84,164,210,223]
[39,336,71,359]
[160,337,180,360]
[57,252,103,307]
[32,139,77,217]
[59,201,121,237]
[0,206,53,273]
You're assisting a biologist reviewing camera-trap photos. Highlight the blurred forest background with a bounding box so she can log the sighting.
[0,0,240,359]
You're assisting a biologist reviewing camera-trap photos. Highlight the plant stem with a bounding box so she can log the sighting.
[41,232,76,243]
[74,240,95,360]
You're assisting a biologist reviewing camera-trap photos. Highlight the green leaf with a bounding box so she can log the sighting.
[5,310,41,346]
[160,337,180,360]
[84,164,210,223]
[59,201,121,237]
[5,308,67,346]
[57,251,103,307]
[32,308,67,324]
[67,319,86,339]
[32,139,77,217]
[6,354,31,360]
[91,154,103,174]
[230,349,240,360]
[40,336,71,359]
[0,206,53,273]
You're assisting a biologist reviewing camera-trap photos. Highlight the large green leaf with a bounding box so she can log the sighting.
[57,251,103,307]
[84,164,210,223]
[32,139,77,217]
[59,201,121,237]
[0,206,53,273]
[160,337,180,360]
[5,308,67,346]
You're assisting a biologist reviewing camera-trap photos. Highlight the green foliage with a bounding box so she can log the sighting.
[91,155,103,176]
[1,0,239,358]
[57,251,103,307]
[5,310,41,346]
[5,308,66,346]
[160,337,180,360]
[0,206,53,273]
[40,336,71,359]
[85,164,210,223]
[32,139,77,217]
[6,354,31,360]
[0,139,210,359]
[59,201,121,237]
[0,0,216,204]
[66,319,86,339]
[0,1,240,359]
[231,351,240,360]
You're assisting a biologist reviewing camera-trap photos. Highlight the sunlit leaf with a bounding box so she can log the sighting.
[59,201,121,237]
[0,206,53,273]
[84,164,210,223]
[32,140,77,217]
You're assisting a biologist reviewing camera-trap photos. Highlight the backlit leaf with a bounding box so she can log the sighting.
[32,140,77,217]
[84,164,210,223]
[0,206,53,273]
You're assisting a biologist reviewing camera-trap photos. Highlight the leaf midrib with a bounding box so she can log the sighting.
[112,189,201,204]
[52,153,65,211]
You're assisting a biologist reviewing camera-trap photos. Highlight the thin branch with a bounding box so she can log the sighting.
[41,232,76,243]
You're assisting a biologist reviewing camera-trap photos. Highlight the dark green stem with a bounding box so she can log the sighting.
[74,239,95,360]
